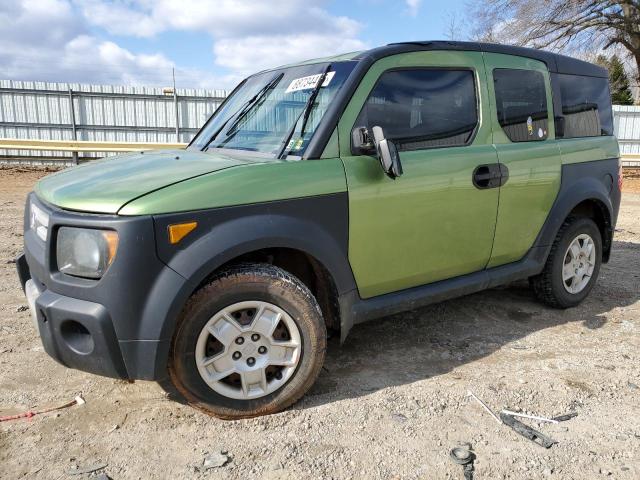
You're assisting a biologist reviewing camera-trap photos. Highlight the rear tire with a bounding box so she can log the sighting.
[530,216,602,308]
[166,263,326,419]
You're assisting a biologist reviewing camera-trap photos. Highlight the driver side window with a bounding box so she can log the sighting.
[355,68,478,152]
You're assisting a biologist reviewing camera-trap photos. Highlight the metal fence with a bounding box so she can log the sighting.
[614,105,640,159]
[1,79,639,165]
[0,79,227,160]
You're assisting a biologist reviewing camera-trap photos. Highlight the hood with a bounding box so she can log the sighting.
[35,149,260,214]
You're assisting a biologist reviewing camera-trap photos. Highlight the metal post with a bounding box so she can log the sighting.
[68,87,78,165]
[173,68,179,143]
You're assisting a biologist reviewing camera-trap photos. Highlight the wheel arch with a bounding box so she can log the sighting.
[200,246,342,333]
[566,198,612,261]
[535,173,615,263]
[136,195,356,380]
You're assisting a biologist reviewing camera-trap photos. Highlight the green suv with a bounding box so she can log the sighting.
[17,41,621,419]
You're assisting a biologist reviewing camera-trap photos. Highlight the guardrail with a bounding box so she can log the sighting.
[621,153,640,168]
[0,79,227,160]
[0,138,187,153]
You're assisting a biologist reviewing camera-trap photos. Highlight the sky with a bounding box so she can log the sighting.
[0,0,470,90]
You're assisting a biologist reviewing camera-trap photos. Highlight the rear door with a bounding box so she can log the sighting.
[482,54,562,267]
[338,51,500,299]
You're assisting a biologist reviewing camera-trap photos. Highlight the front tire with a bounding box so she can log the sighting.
[167,263,326,419]
[530,216,602,308]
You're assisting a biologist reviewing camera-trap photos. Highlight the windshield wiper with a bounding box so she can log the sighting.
[202,72,284,151]
[276,64,332,159]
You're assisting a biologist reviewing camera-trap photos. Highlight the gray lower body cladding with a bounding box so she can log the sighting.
[18,192,352,381]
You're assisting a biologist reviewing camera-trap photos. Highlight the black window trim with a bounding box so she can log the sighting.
[350,66,481,156]
[492,67,551,143]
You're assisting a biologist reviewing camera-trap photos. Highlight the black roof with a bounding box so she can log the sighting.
[353,41,607,78]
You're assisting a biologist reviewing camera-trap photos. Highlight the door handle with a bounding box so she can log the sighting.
[473,164,502,189]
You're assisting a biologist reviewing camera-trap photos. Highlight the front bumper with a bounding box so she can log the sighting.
[18,258,128,378]
[18,193,191,380]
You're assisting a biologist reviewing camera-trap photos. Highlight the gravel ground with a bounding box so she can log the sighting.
[1,166,639,480]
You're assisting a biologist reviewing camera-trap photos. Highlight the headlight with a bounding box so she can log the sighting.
[56,227,119,279]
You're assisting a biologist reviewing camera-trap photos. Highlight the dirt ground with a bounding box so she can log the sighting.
[1,166,639,480]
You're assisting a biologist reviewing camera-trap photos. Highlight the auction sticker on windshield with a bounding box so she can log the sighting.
[285,72,335,93]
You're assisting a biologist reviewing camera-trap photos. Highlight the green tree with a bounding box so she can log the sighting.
[609,55,635,104]
[596,54,635,104]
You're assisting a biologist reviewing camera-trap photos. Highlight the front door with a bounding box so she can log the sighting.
[338,51,501,299]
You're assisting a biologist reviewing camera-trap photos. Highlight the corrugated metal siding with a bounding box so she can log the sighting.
[613,105,640,155]
[0,79,227,158]
[2,78,639,161]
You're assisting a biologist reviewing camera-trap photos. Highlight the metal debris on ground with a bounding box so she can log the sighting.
[500,409,559,424]
[449,443,476,480]
[499,412,557,449]
[0,395,85,422]
[551,412,579,422]
[203,451,229,469]
[67,463,108,475]
[467,390,502,425]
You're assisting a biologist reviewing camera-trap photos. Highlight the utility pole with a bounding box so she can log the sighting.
[68,87,78,165]
[173,68,180,142]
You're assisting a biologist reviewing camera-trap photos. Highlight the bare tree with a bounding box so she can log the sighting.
[444,11,463,41]
[470,0,640,101]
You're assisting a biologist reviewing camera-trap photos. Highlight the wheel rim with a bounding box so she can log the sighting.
[195,301,302,400]
[562,233,596,294]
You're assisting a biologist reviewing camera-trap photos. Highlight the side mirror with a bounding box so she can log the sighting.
[372,126,403,179]
[351,126,374,154]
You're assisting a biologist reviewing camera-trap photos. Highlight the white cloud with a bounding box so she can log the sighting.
[0,0,367,88]
[0,0,225,87]
[214,34,366,75]
[73,0,367,78]
[72,0,161,37]
[73,0,362,40]
[405,0,422,17]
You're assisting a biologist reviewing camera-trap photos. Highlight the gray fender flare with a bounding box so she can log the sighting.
[534,174,614,257]
[137,211,356,377]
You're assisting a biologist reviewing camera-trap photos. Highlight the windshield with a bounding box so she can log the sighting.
[189,61,356,158]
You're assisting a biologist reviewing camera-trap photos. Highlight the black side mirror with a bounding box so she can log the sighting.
[351,126,374,154]
[371,126,403,179]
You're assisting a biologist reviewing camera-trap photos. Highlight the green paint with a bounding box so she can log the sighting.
[320,128,340,159]
[338,51,500,298]
[33,47,620,301]
[482,53,562,267]
[36,149,261,214]
[119,158,346,215]
[558,136,620,164]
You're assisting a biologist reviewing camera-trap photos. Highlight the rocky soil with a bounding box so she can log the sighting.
[1,166,639,479]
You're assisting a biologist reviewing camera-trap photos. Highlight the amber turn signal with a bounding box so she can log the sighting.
[168,221,197,245]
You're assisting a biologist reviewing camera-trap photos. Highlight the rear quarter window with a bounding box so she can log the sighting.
[557,74,613,138]
[493,69,549,142]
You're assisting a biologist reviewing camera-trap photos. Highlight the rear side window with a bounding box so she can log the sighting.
[494,69,549,142]
[355,69,478,151]
[558,74,613,137]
